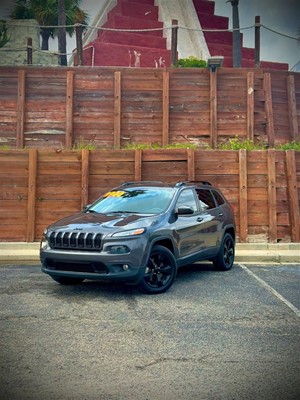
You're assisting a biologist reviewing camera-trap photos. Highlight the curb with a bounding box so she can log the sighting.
[0,242,299,264]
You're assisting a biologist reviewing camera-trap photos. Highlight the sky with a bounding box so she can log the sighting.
[0,0,299,70]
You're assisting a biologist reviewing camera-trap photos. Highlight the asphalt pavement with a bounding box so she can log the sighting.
[0,262,299,400]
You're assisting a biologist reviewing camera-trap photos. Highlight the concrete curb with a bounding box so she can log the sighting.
[0,242,299,264]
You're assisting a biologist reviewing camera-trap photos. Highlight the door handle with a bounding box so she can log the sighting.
[219,212,223,217]
[197,217,203,222]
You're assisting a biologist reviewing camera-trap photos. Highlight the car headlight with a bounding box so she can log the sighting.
[40,229,49,250]
[112,228,145,238]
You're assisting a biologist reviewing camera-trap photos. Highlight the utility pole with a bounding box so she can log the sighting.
[58,0,67,66]
[227,0,242,67]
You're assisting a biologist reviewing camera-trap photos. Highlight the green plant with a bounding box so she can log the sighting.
[218,137,267,150]
[176,56,207,68]
[0,144,11,150]
[275,141,300,151]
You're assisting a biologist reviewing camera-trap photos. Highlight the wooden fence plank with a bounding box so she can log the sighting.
[65,70,74,149]
[162,71,170,146]
[287,75,298,141]
[263,73,275,147]
[81,148,89,208]
[114,71,121,149]
[239,149,248,242]
[27,148,37,241]
[286,150,300,242]
[267,149,277,242]
[16,69,25,149]
[247,71,254,141]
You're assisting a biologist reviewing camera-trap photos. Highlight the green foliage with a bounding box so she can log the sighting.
[0,20,9,48]
[275,141,300,151]
[0,144,11,150]
[122,142,198,150]
[176,56,207,68]
[10,0,89,50]
[218,137,267,150]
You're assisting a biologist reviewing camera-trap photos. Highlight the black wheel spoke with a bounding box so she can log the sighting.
[139,246,177,294]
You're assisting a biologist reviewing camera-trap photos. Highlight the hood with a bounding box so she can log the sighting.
[49,211,158,231]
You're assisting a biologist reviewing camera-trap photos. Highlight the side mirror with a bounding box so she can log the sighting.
[176,206,194,215]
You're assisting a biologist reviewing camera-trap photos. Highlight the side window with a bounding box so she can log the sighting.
[196,189,216,211]
[176,189,198,212]
[212,190,225,206]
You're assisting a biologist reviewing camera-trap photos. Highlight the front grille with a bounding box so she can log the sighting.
[46,259,108,273]
[49,231,102,251]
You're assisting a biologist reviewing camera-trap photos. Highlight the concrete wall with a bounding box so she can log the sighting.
[0,20,58,66]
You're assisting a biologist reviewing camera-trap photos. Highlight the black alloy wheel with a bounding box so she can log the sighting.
[213,233,235,271]
[138,245,177,294]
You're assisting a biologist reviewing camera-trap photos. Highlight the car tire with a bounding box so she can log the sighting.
[51,276,85,285]
[138,245,177,294]
[213,233,235,271]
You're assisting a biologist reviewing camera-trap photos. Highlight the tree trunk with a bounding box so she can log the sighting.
[58,0,67,66]
[40,28,51,51]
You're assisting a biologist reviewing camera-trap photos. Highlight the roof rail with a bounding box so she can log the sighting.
[120,181,164,187]
[175,181,212,187]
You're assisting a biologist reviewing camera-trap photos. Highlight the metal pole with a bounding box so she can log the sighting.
[171,19,178,67]
[255,16,261,68]
[75,24,83,66]
[27,38,32,65]
[227,0,241,67]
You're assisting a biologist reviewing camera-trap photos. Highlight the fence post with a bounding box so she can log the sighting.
[210,69,218,149]
[114,71,122,149]
[171,19,178,67]
[187,148,195,181]
[162,70,170,146]
[255,16,260,68]
[247,71,254,141]
[26,148,37,242]
[81,148,89,208]
[135,149,142,181]
[263,73,274,147]
[267,149,277,242]
[65,70,74,149]
[16,69,25,149]
[286,150,299,242]
[239,149,248,242]
[287,75,298,141]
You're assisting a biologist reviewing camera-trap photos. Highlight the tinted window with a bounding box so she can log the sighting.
[196,189,216,211]
[176,189,198,212]
[212,190,225,206]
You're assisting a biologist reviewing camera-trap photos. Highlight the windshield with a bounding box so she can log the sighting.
[88,188,175,215]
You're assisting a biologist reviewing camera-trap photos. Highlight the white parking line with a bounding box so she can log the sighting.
[238,264,300,318]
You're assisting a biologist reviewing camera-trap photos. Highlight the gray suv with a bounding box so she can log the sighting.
[40,181,236,294]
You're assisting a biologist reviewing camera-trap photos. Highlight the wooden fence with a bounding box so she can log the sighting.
[0,66,299,149]
[0,149,299,243]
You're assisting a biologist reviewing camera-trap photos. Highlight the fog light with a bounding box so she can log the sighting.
[109,245,129,254]
[123,264,129,271]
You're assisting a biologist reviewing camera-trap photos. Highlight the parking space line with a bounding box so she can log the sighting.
[238,264,300,318]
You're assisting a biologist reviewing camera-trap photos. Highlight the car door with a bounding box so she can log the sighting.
[195,188,224,249]
[173,188,204,259]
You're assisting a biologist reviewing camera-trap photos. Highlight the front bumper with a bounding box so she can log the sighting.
[40,246,148,284]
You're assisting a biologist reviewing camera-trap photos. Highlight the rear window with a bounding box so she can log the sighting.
[196,189,216,211]
[212,190,225,206]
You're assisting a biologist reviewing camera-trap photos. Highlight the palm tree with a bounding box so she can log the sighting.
[0,20,10,48]
[10,0,88,51]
